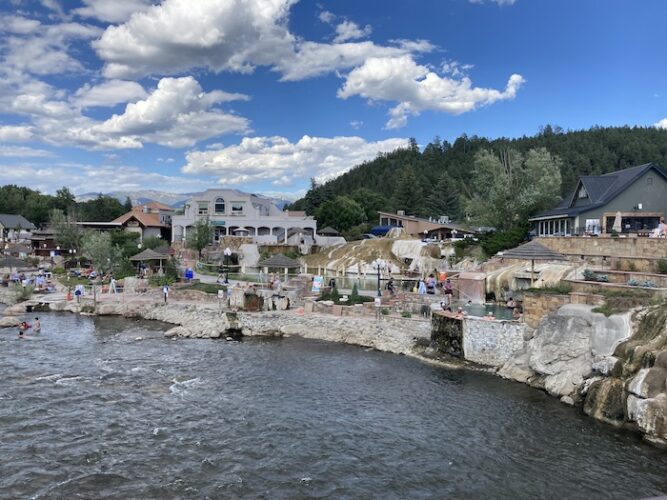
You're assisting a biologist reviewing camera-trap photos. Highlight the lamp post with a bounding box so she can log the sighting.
[223,247,232,284]
[372,258,386,297]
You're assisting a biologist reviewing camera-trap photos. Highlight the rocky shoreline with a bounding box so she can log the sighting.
[2,291,666,447]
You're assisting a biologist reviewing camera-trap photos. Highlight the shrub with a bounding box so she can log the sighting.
[329,287,340,302]
[480,226,528,257]
[642,280,657,288]
[52,266,65,274]
[627,278,640,287]
[583,269,597,281]
[656,259,667,275]
[11,284,34,303]
[401,311,412,318]
[380,308,390,315]
[80,304,95,313]
[597,274,609,282]
[351,283,360,301]
[610,229,619,238]
[627,261,637,272]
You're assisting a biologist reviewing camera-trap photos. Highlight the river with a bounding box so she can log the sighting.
[0,312,665,499]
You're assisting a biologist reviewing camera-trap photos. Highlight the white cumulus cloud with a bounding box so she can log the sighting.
[0,124,34,141]
[93,0,432,81]
[73,0,153,23]
[654,118,667,129]
[334,20,372,43]
[182,135,408,186]
[338,55,525,128]
[72,80,148,108]
[91,76,251,148]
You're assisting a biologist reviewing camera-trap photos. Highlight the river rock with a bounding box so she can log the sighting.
[0,316,20,328]
[3,303,28,315]
[632,393,667,445]
[525,305,632,398]
[627,367,667,399]
[165,326,190,338]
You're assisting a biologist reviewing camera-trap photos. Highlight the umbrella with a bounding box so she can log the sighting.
[612,211,622,233]
[500,240,567,287]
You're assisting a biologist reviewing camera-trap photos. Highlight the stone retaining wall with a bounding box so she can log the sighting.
[462,318,526,367]
[537,236,667,259]
[523,293,571,328]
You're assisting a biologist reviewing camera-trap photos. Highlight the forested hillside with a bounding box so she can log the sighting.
[291,126,667,230]
[0,186,131,226]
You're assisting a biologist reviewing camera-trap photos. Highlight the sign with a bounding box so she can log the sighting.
[214,220,226,226]
[311,275,324,293]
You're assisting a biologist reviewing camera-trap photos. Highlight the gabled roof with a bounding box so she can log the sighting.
[0,214,35,230]
[112,208,167,228]
[531,163,667,221]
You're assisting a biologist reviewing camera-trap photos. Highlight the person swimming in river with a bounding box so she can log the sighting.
[18,321,31,338]
[33,317,41,333]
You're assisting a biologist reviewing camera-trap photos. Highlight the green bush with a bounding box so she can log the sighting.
[329,287,340,302]
[52,266,65,274]
[627,261,637,272]
[401,311,412,318]
[656,259,667,275]
[480,226,528,257]
[526,282,572,294]
[80,304,95,314]
[380,308,390,315]
[11,284,34,303]
[351,283,360,301]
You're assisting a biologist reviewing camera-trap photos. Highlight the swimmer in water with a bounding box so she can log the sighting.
[33,317,41,333]
[18,321,29,338]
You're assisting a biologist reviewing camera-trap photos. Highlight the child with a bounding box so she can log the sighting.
[33,317,41,333]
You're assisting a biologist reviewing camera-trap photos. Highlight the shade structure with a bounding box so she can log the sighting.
[258,253,300,269]
[130,248,169,262]
[130,248,168,274]
[501,240,567,286]
[318,226,339,236]
[0,256,28,270]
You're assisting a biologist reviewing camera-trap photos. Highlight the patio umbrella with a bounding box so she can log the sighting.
[612,211,622,233]
[500,240,567,287]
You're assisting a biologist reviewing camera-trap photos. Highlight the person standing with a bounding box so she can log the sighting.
[162,284,169,304]
[109,276,118,294]
[33,317,41,333]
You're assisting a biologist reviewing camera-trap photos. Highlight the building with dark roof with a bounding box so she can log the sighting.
[529,163,667,236]
[0,214,36,242]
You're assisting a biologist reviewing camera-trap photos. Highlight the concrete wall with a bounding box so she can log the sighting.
[462,318,526,368]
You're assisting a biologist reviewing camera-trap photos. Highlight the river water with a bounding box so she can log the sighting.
[0,312,665,499]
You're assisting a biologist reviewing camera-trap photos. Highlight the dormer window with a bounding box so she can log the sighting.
[214,197,225,214]
[578,186,587,199]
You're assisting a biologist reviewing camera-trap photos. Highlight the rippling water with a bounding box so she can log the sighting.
[0,312,665,499]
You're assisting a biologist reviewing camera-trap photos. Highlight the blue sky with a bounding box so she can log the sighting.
[0,0,665,199]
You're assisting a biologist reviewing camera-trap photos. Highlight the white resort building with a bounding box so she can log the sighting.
[171,189,317,245]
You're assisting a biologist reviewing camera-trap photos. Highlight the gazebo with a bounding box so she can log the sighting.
[500,240,567,286]
[130,248,169,274]
[318,226,340,237]
[258,253,301,279]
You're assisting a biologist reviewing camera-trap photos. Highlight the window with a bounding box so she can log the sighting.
[578,186,587,198]
[231,202,244,216]
[198,202,208,215]
[214,197,225,214]
[647,176,653,186]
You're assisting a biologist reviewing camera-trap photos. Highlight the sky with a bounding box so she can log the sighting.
[0,0,666,199]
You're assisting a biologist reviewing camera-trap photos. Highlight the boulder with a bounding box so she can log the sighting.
[0,316,20,328]
[627,367,667,399]
[634,394,667,445]
[165,326,190,338]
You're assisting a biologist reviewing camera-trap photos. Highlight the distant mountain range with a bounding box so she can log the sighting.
[75,190,292,210]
